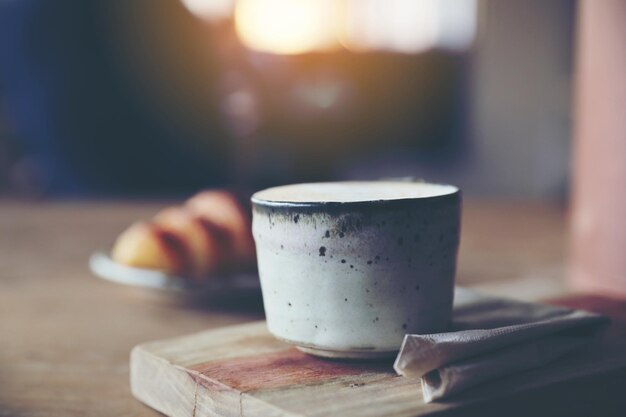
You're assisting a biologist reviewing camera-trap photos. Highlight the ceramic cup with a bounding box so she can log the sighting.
[251,181,461,359]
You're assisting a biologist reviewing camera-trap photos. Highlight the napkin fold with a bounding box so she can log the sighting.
[393,288,609,402]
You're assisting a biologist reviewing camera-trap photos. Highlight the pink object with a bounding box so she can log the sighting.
[570,0,626,297]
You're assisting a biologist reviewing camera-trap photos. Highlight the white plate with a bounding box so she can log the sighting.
[89,252,260,295]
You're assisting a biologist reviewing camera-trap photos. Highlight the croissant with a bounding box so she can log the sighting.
[111,221,188,275]
[111,190,256,279]
[186,190,256,266]
[153,207,229,278]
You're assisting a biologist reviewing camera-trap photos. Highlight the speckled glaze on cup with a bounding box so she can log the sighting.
[251,181,461,359]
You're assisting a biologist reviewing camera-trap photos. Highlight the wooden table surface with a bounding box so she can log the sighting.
[0,199,569,417]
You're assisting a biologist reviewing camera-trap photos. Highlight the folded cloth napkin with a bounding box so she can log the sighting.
[393,287,609,402]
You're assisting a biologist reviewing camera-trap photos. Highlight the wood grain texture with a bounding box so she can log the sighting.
[132,297,626,417]
[131,322,437,417]
[0,199,568,416]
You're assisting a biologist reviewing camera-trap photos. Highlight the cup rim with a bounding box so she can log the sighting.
[251,180,460,210]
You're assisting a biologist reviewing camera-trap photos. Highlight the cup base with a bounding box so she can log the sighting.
[296,345,398,360]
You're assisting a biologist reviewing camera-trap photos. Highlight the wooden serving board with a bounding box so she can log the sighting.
[131,296,626,417]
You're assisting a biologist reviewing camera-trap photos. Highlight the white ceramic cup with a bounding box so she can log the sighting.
[251,181,461,359]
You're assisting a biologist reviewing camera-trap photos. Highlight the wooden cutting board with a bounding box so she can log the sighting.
[131,296,626,417]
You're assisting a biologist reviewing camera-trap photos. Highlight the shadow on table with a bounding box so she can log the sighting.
[184,289,265,315]
[119,286,266,316]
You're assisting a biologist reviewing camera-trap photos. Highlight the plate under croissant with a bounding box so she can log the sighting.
[89,252,260,295]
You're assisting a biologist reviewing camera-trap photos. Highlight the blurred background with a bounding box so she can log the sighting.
[0,0,575,199]
[2,3,626,415]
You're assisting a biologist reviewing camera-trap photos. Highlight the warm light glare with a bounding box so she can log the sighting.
[343,0,475,53]
[344,0,439,53]
[184,0,476,55]
[234,0,339,55]
[180,0,235,21]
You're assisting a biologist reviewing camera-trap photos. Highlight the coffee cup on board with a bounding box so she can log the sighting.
[251,181,461,359]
